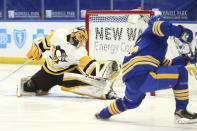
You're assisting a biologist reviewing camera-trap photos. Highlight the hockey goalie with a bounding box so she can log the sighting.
[16,27,121,99]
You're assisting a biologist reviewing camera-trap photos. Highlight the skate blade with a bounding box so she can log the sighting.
[175,116,197,124]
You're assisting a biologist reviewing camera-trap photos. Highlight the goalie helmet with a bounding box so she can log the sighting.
[70,27,88,47]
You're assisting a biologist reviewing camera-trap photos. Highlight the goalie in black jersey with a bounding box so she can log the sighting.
[16,27,121,99]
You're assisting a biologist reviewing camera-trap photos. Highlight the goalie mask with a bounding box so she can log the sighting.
[70,28,88,47]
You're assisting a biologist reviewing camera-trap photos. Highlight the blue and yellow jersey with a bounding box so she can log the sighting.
[122,21,184,81]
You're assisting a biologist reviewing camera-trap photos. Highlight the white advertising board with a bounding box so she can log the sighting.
[89,22,197,62]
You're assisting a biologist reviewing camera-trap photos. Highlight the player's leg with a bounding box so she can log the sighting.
[173,66,197,124]
[139,65,197,123]
[17,67,63,96]
[95,77,146,119]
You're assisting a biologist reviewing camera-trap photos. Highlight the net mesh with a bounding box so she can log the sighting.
[89,14,129,23]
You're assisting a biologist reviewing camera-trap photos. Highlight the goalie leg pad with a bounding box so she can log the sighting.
[98,60,121,80]
[61,73,108,99]
[17,76,36,97]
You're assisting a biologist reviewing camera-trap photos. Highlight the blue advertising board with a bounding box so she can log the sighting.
[1,0,197,21]
[0,0,3,19]
[45,0,77,19]
[6,0,41,19]
[143,0,197,21]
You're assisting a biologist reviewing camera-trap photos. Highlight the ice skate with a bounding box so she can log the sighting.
[95,113,109,120]
[16,76,36,97]
[175,109,197,124]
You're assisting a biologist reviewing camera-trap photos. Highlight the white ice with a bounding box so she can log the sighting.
[0,64,196,131]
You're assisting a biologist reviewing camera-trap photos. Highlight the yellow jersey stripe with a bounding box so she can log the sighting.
[79,56,96,70]
[123,55,160,68]
[163,59,172,66]
[153,21,160,36]
[152,21,164,37]
[152,21,157,35]
[157,21,165,37]
[122,57,160,72]
[174,93,189,97]
[45,31,56,47]
[42,61,77,75]
[149,71,179,79]
[155,21,160,36]
[110,103,118,114]
[108,105,114,115]
[113,102,122,114]
[42,63,64,75]
[46,59,64,71]
[175,97,189,100]
[173,89,189,93]
[122,62,158,76]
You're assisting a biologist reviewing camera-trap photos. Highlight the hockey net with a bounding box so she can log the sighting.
[85,10,155,95]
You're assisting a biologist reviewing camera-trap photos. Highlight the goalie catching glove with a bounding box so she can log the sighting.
[26,37,44,61]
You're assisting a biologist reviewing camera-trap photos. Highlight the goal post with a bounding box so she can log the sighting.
[85,10,155,96]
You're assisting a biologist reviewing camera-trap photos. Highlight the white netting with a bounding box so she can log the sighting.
[89,14,129,23]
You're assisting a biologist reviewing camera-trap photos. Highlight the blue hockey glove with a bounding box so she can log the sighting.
[188,52,197,64]
[178,25,193,44]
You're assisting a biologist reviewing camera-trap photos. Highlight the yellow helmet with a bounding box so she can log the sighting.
[70,27,88,47]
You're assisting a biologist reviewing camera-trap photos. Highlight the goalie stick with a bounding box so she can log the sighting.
[77,64,118,94]
[77,65,107,81]
[187,42,197,79]
[0,58,33,82]
[173,37,197,79]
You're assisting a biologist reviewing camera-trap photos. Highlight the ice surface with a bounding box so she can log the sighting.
[0,64,196,131]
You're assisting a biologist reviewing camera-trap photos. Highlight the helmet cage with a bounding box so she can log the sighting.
[71,28,88,47]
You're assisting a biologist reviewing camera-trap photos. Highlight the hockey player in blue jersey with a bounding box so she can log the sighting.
[95,15,197,124]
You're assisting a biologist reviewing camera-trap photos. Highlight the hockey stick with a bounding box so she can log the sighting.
[0,58,33,82]
[173,37,197,79]
[187,43,197,79]
[77,66,106,81]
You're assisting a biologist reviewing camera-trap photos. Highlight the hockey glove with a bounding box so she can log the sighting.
[26,37,43,61]
[188,52,197,64]
[178,25,193,44]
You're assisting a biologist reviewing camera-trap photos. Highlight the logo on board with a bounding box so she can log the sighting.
[13,29,26,48]
[33,29,47,39]
[0,29,11,48]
